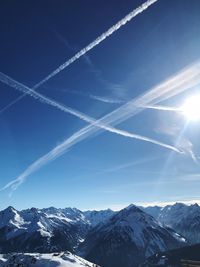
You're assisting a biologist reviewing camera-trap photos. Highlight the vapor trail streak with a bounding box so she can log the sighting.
[2,61,200,192]
[0,71,179,154]
[59,88,125,104]
[32,0,159,89]
[89,95,125,104]
[143,105,181,111]
[0,0,159,113]
[1,60,200,130]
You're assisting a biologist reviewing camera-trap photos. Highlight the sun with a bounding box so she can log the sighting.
[181,94,200,121]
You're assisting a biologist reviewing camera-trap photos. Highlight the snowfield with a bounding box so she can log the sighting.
[0,251,99,267]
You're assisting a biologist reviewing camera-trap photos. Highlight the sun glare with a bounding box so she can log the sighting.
[181,94,200,121]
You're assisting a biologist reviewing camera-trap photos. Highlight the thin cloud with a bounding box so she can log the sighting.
[177,138,198,164]
[179,173,200,181]
[0,96,24,114]
[2,61,200,193]
[87,199,200,211]
[0,0,159,113]
[155,112,199,163]
[135,199,200,207]
[95,156,160,175]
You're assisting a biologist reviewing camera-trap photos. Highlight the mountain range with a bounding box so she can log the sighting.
[0,206,114,253]
[79,205,185,267]
[142,202,200,244]
[0,203,199,267]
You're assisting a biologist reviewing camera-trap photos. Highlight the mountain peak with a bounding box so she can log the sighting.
[3,206,16,213]
[125,204,143,212]
[80,204,185,267]
[173,202,186,208]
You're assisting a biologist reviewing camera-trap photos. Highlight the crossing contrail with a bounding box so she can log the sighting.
[0,0,159,114]
[0,71,180,154]
[1,60,200,129]
[2,61,200,192]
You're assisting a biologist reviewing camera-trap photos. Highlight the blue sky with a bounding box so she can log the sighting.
[1,0,200,210]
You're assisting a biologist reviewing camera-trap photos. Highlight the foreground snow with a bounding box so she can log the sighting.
[0,251,99,267]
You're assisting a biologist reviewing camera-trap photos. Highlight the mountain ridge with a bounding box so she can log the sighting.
[141,202,200,244]
[78,205,186,267]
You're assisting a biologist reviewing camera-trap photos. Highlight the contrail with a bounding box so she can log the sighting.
[143,105,181,111]
[0,71,179,153]
[0,95,25,114]
[2,61,200,192]
[89,95,125,104]
[0,0,159,114]
[63,89,183,106]
[0,88,123,115]
[1,59,200,128]
[32,0,159,89]
[60,88,125,104]
[95,156,160,175]
[0,130,180,192]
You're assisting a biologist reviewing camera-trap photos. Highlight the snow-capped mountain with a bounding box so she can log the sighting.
[0,206,85,253]
[0,251,99,267]
[0,204,193,267]
[0,206,114,254]
[79,205,186,267]
[142,203,200,244]
[83,209,115,227]
[139,206,162,219]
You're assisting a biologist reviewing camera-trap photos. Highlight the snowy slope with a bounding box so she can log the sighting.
[142,203,200,244]
[83,209,115,227]
[0,206,114,253]
[0,207,85,253]
[79,205,186,267]
[139,206,162,219]
[0,251,99,267]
